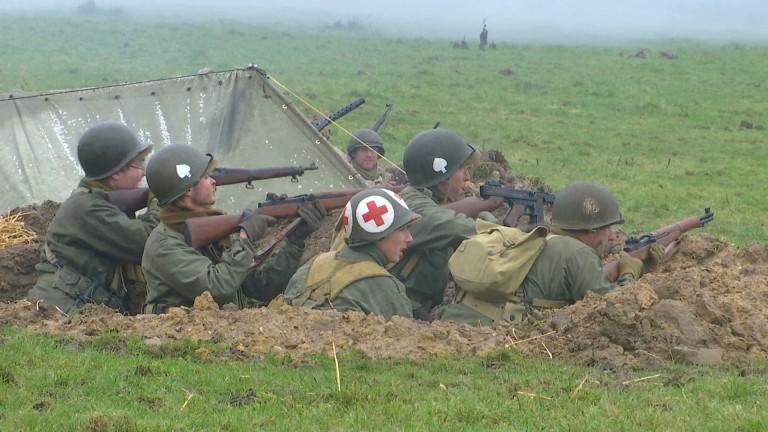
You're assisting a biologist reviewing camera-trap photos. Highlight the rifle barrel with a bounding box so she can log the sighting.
[315,97,366,132]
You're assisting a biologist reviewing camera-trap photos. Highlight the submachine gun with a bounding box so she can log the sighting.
[479,181,556,228]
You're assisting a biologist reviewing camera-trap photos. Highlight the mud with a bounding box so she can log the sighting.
[1,154,765,370]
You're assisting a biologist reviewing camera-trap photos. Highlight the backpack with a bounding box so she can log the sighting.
[448,219,549,301]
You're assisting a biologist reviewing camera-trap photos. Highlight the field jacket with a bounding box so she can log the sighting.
[142,222,302,309]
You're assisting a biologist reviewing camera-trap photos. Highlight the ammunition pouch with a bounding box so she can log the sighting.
[52,266,120,311]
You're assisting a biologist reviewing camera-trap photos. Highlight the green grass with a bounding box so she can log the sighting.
[2,14,768,430]
[2,15,767,245]
[1,328,766,431]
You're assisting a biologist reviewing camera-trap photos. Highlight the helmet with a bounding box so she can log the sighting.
[551,182,625,231]
[146,144,217,206]
[402,129,475,187]
[347,129,384,158]
[77,121,152,179]
[342,188,420,246]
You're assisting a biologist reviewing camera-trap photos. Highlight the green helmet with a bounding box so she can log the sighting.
[146,144,217,206]
[342,188,420,246]
[347,129,384,158]
[551,182,625,231]
[402,129,475,187]
[77,121,152,180]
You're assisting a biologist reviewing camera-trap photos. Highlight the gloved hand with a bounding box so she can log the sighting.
[146,189,157,207]
[476,211,499,224]
[641,243,666,275]
[618,251,643,281]
[237,210,277,241]
[287,200,327,245]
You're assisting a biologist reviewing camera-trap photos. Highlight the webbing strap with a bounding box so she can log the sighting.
[531,298,568,308]
[396,250,423,279]
[460,292,504,321]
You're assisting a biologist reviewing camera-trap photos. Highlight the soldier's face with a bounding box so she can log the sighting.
[439,165,470,202]
[585,226,616,259]
[351,147,379,171]
[112,156,146,190]
[376,226,413,264]
[185,175,217,209]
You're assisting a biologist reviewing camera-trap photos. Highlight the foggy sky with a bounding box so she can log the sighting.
[5,0,768,44]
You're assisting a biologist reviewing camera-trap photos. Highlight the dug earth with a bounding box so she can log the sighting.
[1,152,766,370]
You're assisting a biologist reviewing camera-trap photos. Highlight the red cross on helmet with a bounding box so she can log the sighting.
[342,188,420,246]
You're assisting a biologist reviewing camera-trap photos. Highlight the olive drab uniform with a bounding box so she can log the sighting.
[331,145,393,187]
[389,185,476,319]
[441,233,626,325]
[442,181,637,325]
[27,179,160,313]
[141,218,303,311]
[349,159,393,187]
[283,245,413,320]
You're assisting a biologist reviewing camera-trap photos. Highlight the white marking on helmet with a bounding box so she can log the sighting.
[176,164,192,178]
[356,195,394,233]
[432,158,448,173]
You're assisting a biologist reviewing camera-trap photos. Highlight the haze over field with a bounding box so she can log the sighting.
[5,0,768,43]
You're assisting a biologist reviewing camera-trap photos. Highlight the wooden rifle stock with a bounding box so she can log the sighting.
[208,162,318,188]
[105,163,318,216]
[250,218,303,269]
[603,208,715,281]
[183,185,405,249]
[106,188,150,217]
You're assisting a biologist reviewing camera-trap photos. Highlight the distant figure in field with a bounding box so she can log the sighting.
[479,19,488,50]
[460,37,469,49]
[490,41,497,50]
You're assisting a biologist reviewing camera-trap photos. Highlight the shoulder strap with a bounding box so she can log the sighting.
[293,252,390,307]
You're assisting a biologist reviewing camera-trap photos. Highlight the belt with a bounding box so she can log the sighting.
[459,291,568,323]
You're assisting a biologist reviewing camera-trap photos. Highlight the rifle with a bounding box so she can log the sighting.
[479,181,556,228]
[106,163,318,216]
[184,185,405,250]
[371,103,393,132]
[250,218,303,269]
[603,208,715,281]
[314,97,366,132]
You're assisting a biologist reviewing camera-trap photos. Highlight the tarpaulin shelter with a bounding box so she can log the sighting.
[0,66,365,213]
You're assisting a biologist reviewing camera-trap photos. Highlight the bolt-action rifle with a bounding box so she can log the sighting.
[603,208,715,281]
[184,185,405,250]
[371,103,393,132]
[314,97,366,132]
[106,163,318,216]
[479,181,556,228]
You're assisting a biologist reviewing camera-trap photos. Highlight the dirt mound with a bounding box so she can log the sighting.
[1,154,765,369]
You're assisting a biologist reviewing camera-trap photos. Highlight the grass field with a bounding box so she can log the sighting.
[1,328,766,431]
[2,13,768,430]
[3,14,767,245]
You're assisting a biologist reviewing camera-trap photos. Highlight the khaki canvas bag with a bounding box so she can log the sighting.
[448,219,549,301]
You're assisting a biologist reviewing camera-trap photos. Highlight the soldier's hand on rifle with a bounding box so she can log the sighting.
[287,201,327,245]
[237,210,277,241]
[618,251,643,281]
[641,243,665,275]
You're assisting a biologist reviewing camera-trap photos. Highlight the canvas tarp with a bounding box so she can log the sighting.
[0,66,365,213]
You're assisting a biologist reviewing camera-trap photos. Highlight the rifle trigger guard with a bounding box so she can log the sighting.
[291,175,299,183]
[245,181,254,189]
